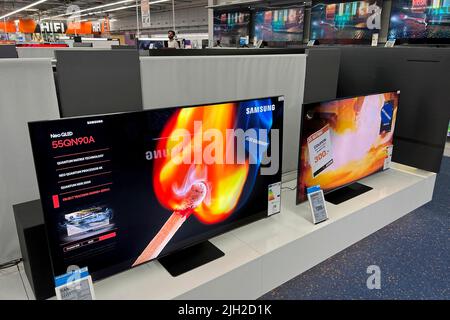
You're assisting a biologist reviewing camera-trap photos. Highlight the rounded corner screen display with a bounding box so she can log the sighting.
[29,97,284,279]
[389,0,450,41]
[310,0,383,42]
[296,92,399,203]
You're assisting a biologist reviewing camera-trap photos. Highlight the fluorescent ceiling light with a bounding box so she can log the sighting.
[0,0,48,20]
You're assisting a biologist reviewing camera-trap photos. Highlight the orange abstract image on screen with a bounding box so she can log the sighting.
[298,92,399,202]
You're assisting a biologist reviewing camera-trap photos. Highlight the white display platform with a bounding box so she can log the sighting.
[21,163,436,300]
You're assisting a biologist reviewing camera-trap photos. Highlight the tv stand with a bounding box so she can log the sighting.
[159,241,225,277]
[324,182,373,205]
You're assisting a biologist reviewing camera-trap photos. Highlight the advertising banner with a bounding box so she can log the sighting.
[141,0,151,28]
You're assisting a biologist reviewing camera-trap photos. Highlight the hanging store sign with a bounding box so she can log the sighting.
[141,0,151,28]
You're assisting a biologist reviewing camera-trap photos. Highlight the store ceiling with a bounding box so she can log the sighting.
[0,0,207,20]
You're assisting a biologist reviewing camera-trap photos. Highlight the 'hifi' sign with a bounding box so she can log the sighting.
[38,22,66,33]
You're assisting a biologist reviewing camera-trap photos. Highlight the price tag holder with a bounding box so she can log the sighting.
[385,39,396,47]
[55,267,95,300]
[371,33,379,47]
[307,186,328,225]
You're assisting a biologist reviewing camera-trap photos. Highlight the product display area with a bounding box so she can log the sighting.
[18,162,435,300]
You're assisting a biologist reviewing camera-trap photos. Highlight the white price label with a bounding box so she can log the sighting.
[307,125,334,178]
[268,182,281,216]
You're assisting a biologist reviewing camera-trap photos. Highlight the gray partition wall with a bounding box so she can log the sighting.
[140,54,307,174]
[0,45,18,58]
[303,48,340,104]
[0,58,60,264]
[337,47,450,173]
[55,50,143,117]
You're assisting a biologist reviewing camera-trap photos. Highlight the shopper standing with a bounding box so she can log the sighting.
[167,30,180,49]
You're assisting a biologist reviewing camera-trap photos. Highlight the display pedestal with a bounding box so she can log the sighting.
[159,241,225,277]
[324,182,373,205]
[21,163,436,300]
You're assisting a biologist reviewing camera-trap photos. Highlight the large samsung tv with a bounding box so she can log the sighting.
[388,0,450,44]
[29,97,284,279]
[253,7,305,43]
[296,92,399,204]
[310,0,383,44]
[213,10,251,46]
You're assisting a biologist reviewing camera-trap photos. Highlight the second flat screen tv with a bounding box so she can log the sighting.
[310,0,383,44]
[388,0,450,44]
[213,11,251,46]
[297,92,399,203]
[253,7,305,42]
[29,97,284,280]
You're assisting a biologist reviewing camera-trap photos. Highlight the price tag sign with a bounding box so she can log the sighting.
[371,33,379,47]
[55,267,95,300]
[307,125,333,178]
[307,40,316,47]
[307,186,328,224]
[385,39,396,47]
[268,182,281,216]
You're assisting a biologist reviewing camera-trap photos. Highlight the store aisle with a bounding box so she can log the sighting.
[261,157,450,300]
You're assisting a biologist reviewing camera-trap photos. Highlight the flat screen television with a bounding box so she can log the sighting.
[309,0,383,44]
[29,97,284,280]
[296,92,399,204]
[213,10,251,47]
[388,0,450,44]
[253,7,305,42]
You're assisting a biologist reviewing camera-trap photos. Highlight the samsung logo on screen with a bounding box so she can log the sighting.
[87,120,103,125]
[246,104,276,115]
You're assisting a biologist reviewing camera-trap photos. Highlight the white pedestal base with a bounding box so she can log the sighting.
[22,164,436,300]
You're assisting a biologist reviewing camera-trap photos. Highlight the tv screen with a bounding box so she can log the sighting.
[29,97,284,279]
[310,0,383,44]
[389,0,450,43]
[213,11,251,46]
[253,7,305,42]
[296,92,399,203]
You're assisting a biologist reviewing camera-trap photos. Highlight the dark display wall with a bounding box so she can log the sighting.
[55,50,143,118]
[337,46,450,173]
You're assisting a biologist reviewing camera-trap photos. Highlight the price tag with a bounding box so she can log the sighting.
[384,145,394,170]
[307,125,334,178]
[268,182,281,216]
[55,267,95,300]
[307,40,316,47]
[307,186,328,224]
[371,33,379,47]
[385,39,396,47]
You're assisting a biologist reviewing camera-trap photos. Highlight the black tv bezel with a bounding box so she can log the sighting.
[308,0,384,45]
[387,0,450,46]
[295,91,400,205]
[28,96,284,282]
[252,5,306,43]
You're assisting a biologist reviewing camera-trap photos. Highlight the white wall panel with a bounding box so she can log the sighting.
[140,54,306,173]
[0,59,60,264]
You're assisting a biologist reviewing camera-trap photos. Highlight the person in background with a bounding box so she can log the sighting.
[167,30,180,49]
[215,40,222,47]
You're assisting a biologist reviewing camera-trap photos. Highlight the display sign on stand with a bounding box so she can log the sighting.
[307,186,328,224]
[55,267,95,300]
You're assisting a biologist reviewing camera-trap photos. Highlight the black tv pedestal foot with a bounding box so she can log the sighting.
[324,182,373,205]
[159,241,225,277]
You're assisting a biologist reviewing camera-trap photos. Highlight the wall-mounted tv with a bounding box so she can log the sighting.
[29,97,284,280]
[213,11,251,46]
[388,0,450,44]
[296,92,399,204]
[310,0,383,44]
[253,7,305,42]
